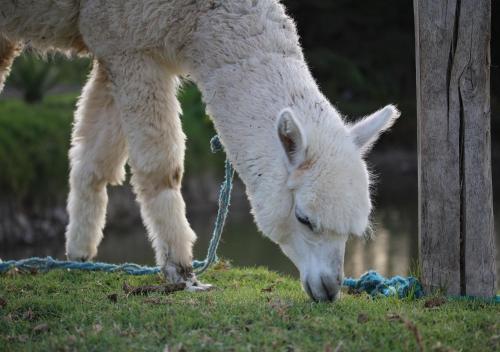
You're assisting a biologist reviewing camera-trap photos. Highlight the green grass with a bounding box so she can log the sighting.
[1,265,498,351]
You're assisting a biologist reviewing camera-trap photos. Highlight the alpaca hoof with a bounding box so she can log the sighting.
[185,278,214,292]
[162,261,193,284]
[162,262,213,291]
[67,253,91,262]
[66,243,97,262]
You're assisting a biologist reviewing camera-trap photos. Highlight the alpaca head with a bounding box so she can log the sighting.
[254,104,400,302]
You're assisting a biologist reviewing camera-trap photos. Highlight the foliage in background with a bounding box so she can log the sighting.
[0,85,220,203]
[179,83,224,174]
[0,95,75,203]
[284,0,416,103]
[7,54,91,103]
[7,55,61,103]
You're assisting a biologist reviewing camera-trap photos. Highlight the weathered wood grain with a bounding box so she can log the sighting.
[414,0,496,297]
[456,0,496,297]
[414,0,461,295]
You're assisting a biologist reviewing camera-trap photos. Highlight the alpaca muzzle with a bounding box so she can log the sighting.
[302,272,343,302]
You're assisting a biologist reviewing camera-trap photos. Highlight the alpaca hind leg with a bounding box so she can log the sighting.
[0,35,22,93]
[65,62,128,261]
[108,55,209,289]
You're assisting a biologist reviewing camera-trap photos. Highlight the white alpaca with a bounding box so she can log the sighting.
[0,0,400,301]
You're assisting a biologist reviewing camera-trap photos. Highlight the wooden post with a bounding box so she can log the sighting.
[414,0,496,297]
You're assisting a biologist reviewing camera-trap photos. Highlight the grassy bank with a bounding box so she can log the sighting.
[1,265,498,351]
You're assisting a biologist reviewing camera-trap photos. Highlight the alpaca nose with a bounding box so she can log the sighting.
[303,274,342,302]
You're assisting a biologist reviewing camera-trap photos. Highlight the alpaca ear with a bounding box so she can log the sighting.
[350,105,400,154]
[276,108,307,167]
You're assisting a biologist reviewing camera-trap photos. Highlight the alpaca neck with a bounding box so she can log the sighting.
[191,54,325,196]
[181,0,335,202]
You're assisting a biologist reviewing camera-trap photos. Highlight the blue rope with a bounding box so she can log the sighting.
[192,135,234,274]
[343,270,424,299]
[0,256,160,275]
[343,271,499,302]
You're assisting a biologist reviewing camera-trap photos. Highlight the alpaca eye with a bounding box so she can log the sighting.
[295,208,314,231]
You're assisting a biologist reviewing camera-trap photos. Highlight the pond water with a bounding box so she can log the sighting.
[0,203,421,278]
[2,153,499,286]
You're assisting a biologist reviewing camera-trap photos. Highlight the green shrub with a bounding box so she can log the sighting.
[7,55,61,103]
[0,95,75,202]
[7,53,91,103]
[179,83,224,175]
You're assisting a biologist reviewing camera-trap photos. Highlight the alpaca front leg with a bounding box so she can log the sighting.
[66,63,127,261]
[131,172,209,290]
[108,55,210,289]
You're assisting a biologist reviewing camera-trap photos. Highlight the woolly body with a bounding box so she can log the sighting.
[0,0,400,301]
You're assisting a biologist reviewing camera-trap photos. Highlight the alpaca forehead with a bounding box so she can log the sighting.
[296,149,371,223]
[293,135,368,196]
[301,171,369,211]
[307,142,367,183]
[305,120,354,156]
